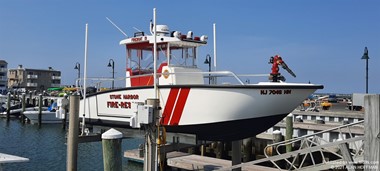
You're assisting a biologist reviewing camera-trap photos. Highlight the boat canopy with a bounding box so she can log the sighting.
[119,25,208,87]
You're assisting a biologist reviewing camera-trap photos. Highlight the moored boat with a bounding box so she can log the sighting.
[23,110,60,124]
[79,16,323,141]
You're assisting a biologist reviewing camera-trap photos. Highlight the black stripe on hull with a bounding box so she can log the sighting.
[85,113,287,141]
[165,114,288,141]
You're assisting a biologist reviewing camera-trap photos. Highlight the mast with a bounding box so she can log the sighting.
[213,23,217,84]
[82,23,88,135]
[153,8,158,99]
[213,23,217,71]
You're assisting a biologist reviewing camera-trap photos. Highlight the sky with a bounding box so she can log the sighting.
[0,0,379,94]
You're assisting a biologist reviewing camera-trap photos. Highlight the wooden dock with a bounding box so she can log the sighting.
[167,152,281,171]
[124,149,281,171]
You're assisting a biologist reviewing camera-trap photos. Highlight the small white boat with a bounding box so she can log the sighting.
[23,110,61,124]
[0,106,42,117]
[22,102,61,124]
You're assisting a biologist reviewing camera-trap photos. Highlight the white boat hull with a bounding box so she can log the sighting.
[80,83,322,140]
[23,111,61,124]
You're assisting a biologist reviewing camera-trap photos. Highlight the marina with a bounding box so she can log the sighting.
[0,2,379,171]
[0,96,374,171]
[0,118,144,171]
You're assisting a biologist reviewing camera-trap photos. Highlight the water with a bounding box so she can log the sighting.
[0,118,144,171]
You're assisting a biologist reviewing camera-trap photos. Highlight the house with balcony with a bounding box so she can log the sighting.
[8,65,61,93]
[0,60,8,94]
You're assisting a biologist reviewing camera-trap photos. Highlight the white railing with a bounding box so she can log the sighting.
[74,70,269,87]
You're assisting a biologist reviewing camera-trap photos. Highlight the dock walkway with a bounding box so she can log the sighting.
[125,149,280,171]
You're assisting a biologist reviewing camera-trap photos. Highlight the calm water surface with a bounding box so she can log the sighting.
[0,118,143,171]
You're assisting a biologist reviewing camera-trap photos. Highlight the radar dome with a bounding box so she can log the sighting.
[154,25,169,36]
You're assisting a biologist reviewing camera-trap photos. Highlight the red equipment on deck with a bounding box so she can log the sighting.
[269,55,296,82]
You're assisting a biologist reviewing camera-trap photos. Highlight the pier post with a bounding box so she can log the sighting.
[215,141,224,159]
[32,98,36,106]
[38,94,42,126]
[272,130,284,168]
[242,138,253,162]
[6,92,11,121]
[28,92,32,105]
[67,95,80,171]
[231,140,242,171]
[273,130,283,144]
[286,113,293,152]
[21,93,26,124]
[102,128,123,171]
[44,98,48,107]
[364,95,380,171]
[61,96,69,130]
[144,98,159,171]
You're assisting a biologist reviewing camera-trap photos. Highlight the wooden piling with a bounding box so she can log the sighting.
[338,143,354,171]
[102,128,123,171]
[28,92,32,105]
[364,94,380,171]
[6,92,11,121]
[286,113,293,152]
[44,98,48,107]
[32,98,36,106]
[67,95,80,171]
[273,130,283,144]
[272,130,284,168]
[242,138,253,162]
[38,94,42,126]
[21,93,26,124]
[215,141,224,159]
[62,96,69,130]
[145,98,159,171]
[231,140,242,171]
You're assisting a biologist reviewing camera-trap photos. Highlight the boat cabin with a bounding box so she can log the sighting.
[119,25,208,87]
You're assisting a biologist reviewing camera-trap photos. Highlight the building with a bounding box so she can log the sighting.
[0,60,8,94]
[8,65,61,92]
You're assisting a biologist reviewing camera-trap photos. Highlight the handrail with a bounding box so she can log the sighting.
[262,120,364,170]
[268,120,364,147]
[75,70,270,86]
[216,121,365,171]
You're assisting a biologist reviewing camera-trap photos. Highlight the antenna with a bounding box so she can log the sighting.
[133,27,142,32]
[106,17,128,37]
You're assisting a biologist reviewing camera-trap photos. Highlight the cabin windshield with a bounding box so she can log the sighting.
[126,43,197,75]
[168,45,197,68]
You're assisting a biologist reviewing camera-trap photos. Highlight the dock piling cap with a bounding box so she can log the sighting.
[101,128,123,139]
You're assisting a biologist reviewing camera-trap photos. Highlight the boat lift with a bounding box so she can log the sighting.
[216,120,365,171]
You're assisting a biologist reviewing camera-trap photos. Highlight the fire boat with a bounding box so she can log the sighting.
[79,20,323,141]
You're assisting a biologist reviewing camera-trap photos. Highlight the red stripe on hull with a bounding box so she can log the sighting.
[168,88,190,126]
[162,88,180,125]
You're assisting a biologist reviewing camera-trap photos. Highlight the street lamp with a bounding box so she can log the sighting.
[74,62,80,87]
[204,54,212,84]
[107,59,115,89]
[361,47,369,94]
